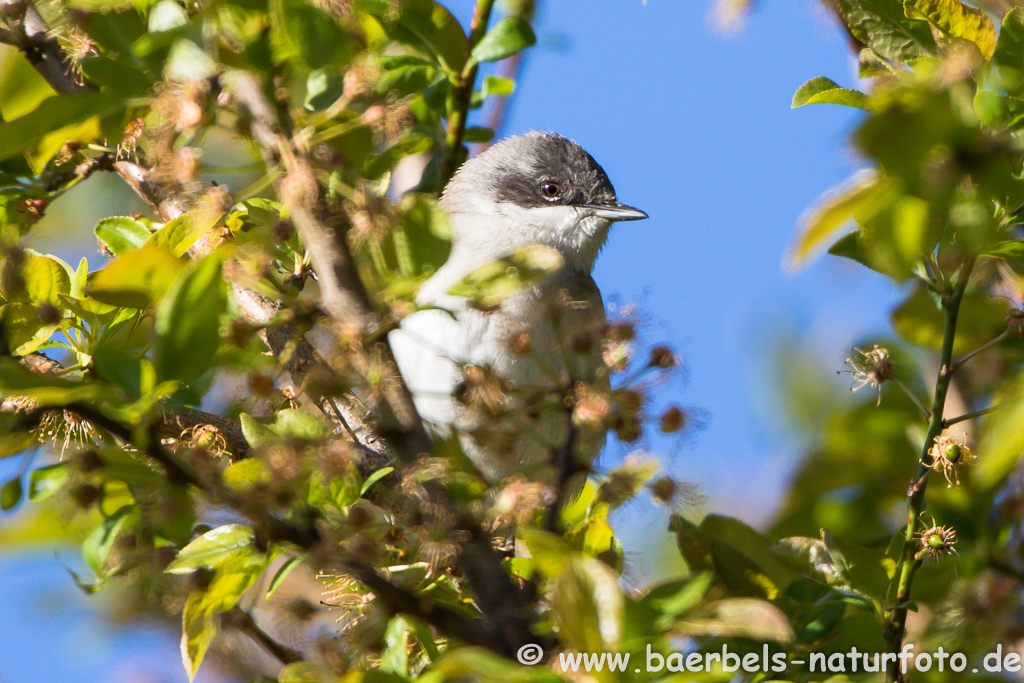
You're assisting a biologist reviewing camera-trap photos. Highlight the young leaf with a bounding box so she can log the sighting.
[154,253,228,385]
[95,216,151,256]
[792,76,870,109]
[551,557,624,653]
[788,172,883,269]
[903,0,996,60]
[86,243,185,308]
[165,524,257,574]
[0,93,124,161]
[470,17,536,64]
[147,208,224,257]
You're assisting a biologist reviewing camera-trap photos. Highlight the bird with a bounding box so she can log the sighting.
[389,131,647,486]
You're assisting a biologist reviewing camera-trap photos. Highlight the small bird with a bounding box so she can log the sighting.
[390,132,647,484]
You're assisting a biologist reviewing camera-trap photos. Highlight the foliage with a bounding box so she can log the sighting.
[5,0,1024,682]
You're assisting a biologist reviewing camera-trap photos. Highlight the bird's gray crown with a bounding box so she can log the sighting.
[441,131,618,211]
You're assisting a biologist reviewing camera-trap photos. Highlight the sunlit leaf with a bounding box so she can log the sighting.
[903,0,996,60]
[792,76,870,109]
[830,0,937,63]
[86,243,185,309]
[788,172,883,269]
[470,17,536,64]
[165,524,256,574]
[154,253,227,385]
[95,216,151,256]
[447,244,564,308]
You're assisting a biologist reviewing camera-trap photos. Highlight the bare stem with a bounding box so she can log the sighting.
[942,404,999,429]
[894,380,930,419]
[884,257,975,683]
[951,327,1010,372]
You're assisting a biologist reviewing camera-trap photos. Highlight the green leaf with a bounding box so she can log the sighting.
[984,240,1024,272]
[0,357,105,406]
[305,67,345,110]
[28,463,71,502]
[239,413,276,448]
[223,459,272,493]
[470,16,536,64]
[642,572,715,626]
[1,477,23,510]
[792,76,870,109]
[482,74,515,98]
[95,217,151,256]
[518,526,574,578]
[266,554,305,599]
[86,243,185,309]
[154,253,227,385]
[181,562,263,680]
[903,0,996,59]
[0,252,72,306]
[891,283,1007,353]
[370,0,468,73]
[977,371,1024,489]
[82,506,135,577]
[381,616,411,676]
[165,524,256,574]
[678,598,794,643]
[165,38,217,81]
[447,244,564,308]
[0,93,124,161]
[148,209,224,257]
[831,0,937,63]
[788,172,884,269]
[995,8,1024,96]
[551,557,624,653]
[360,466,394,495]
[79,56,153,97]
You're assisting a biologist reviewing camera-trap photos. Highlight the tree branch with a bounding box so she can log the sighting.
[0,0,93,94]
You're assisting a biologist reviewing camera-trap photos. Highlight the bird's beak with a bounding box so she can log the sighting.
[586,203,648,222]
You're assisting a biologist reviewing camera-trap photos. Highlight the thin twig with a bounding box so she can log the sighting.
[895,380,930,419]
[222,608,303,665]
[942,404,999,429]
[951,327,1010,372]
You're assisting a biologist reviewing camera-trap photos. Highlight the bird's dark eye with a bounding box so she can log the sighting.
[540,181,562,199]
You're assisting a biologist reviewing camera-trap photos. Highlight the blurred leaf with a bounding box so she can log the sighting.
[642,572,715,626]
[551,557,624,653]
[266,554,305,599]
[891,284,1006,353]
[28,463,71,502]
[181,561,263,680]
[995,8,1024,96]
[1,477,23,510]
[0,357,105,406]
[154,253,227,385]
[792,77,870,109]
[86,243,185,308]
[148,209,224,257]
[165,38,217,82]
[95,217,151,256]
[82,505,134,576]
[275,0,356,71]
[518,526,574,577]
[470,17,536,64]
[425,648,563,683]
[831,0,937,63]
[447,244,564,309]
[482,75,515,98]
[789,172,883,269]
[166,524,256,574]
[305,68,345,110]
[223,459,272,493]
[903,0,996,60]
[366,0,468,73]
[0,93,123,161]
[977,371,1024,489]
[679,598,794,642]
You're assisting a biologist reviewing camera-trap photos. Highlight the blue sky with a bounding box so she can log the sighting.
[0,1,910,680]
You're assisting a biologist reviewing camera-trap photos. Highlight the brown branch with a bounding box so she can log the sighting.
[222,70,431,465]
[0,0,93,94]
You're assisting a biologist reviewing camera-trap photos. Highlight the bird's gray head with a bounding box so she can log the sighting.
[440,131,647,271]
